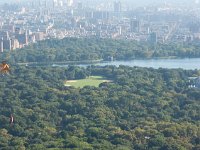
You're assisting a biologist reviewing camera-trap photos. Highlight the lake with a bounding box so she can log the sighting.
[52,58,200,70]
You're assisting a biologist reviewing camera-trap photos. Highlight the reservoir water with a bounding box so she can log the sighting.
[94,58,200,70]
[51,58,200,70]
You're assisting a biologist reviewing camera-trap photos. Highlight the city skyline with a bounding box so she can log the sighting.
[0,0,200,52]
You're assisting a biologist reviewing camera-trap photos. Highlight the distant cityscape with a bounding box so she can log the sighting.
[1,0,200,52]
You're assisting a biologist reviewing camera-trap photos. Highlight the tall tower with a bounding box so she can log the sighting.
[0,31,9,40]
[67,0,73,7]
[114,1,121,12]
[77,1,83,9]
[53,0,58,7]
[24,30,28,45]
[149,32,157,44]
[130,19,140,33]
[0,38,3,52]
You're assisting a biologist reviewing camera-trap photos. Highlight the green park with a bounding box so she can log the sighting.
[64,76,112,88]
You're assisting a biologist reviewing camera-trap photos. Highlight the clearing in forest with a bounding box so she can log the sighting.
[64,76,111,88]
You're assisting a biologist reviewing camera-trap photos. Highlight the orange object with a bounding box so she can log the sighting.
[0,61,10,74]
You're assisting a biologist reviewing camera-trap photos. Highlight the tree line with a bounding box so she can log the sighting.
[2,38,200,63]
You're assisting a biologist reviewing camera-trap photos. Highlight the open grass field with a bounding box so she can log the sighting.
[64,76,111,88]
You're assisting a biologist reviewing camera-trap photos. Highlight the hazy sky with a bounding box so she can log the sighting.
[0,0,198,7]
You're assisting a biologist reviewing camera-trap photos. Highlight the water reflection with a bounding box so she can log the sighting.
[52,58,200,70]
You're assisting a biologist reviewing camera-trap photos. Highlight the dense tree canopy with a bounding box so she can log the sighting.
[2,38,200,63]
[0,65,199,149]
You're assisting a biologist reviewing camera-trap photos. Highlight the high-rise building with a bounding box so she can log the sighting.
[92,11,109,20]
[77,1,83,9]
[2,25,15,33]
[3,39,12,50]
[35,32,44,41]
[148,32,157,44]
[0,32,12,51]
[130,19,140,33]
[11,39,20,50]
[29,34,36,43]
[114,1,121,12]
[118,26,122,35]
[53,0,58,7]
[0,31,10,40]
[67,0,73,7]
[189,23,200,33]
[0,39,3,52]
[15,31,28,45]
[15,27,22,34]
[44,0,47,7]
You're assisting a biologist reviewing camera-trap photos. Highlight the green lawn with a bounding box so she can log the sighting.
[64,76,111,88]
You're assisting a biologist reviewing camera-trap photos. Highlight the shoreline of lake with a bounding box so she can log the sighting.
[17,57,200,70]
